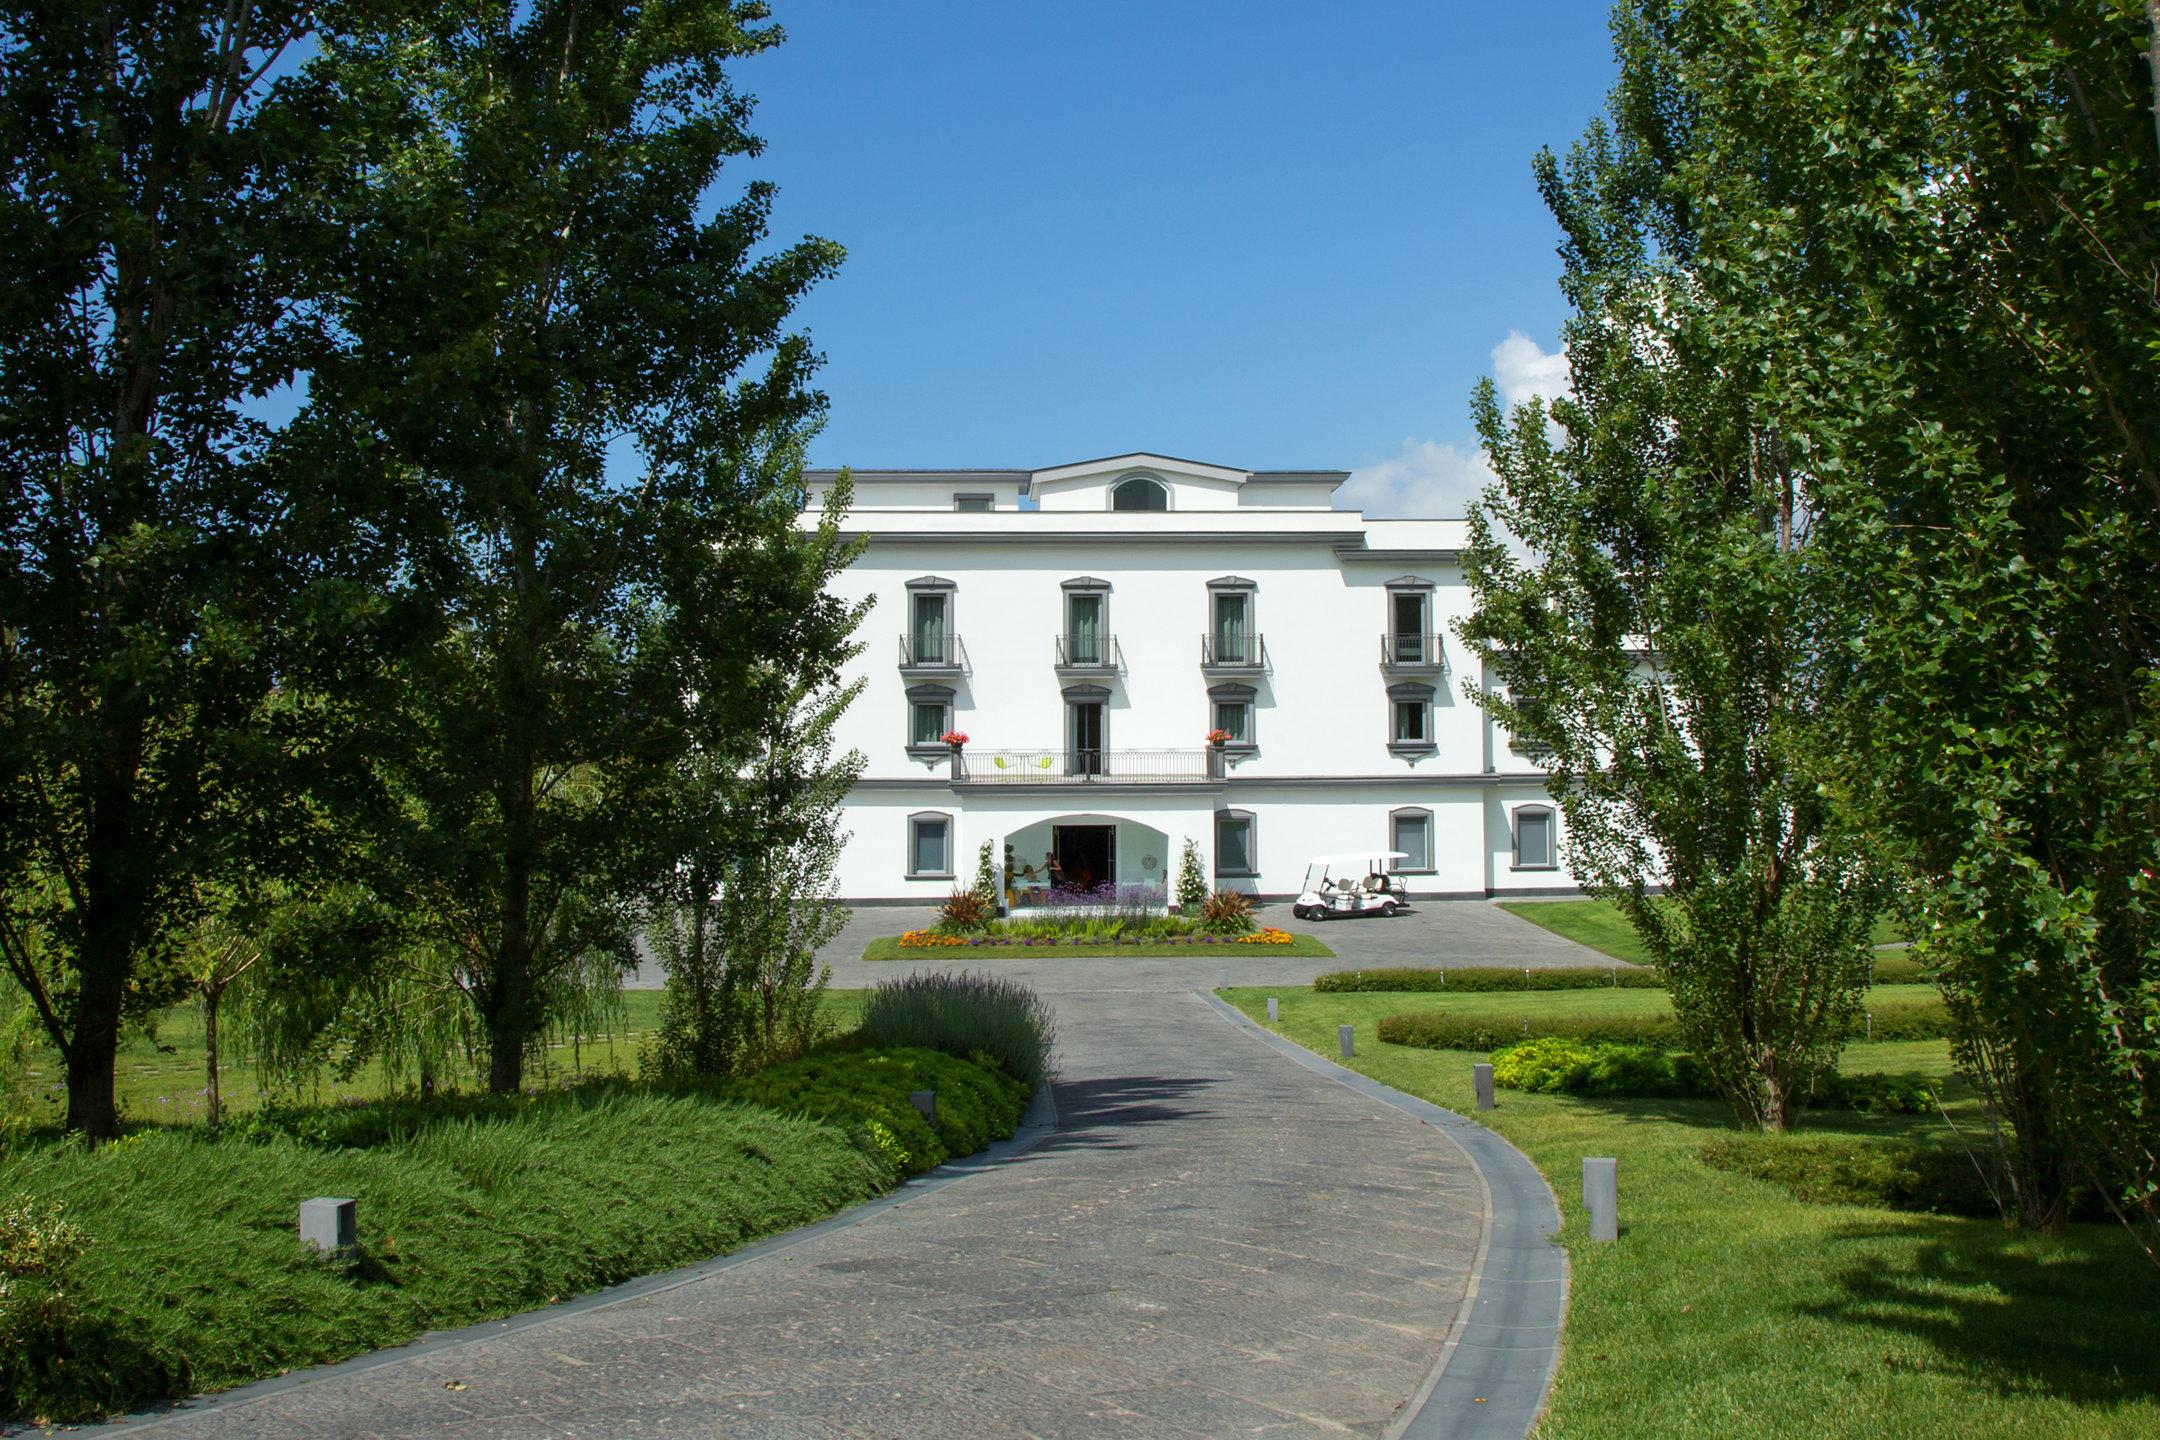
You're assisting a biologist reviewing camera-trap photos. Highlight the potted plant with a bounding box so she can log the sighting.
[1206,728,1232,747]
[940,730,970,749]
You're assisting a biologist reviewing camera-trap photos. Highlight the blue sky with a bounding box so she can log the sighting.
[735,3,1618,516]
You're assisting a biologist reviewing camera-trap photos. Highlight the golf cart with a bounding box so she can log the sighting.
[1292,852,1412,921]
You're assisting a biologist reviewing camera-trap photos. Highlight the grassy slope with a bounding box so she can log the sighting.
[1226,986,2160,1440]
[860,933,1334,961]
[1500,898,1905,963]
[4,1091,892,1419]
[15,988,871,1127]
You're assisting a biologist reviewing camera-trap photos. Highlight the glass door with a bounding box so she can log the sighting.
[1069,700,1104,777]
[1067,593,1103,666]
[1391,592,1427,663]
[911,592,948,665]
[1212,592,1248,665]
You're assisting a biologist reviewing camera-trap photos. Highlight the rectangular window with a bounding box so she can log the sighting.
[910,701,948,747]
[1516,809,1556,869]
[1216,814,1254,876]
[1393,699,1429,744]
[953,493,994,513]
[910,593,948,665]
[1391,592,1428,663]
[1067,593,1104,665]
[1212,592,1249,665]
[1392,811,1432,871]
[1214,699,1250,745]
[909,816,952,877]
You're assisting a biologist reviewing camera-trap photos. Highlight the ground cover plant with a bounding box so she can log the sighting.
[1231,985,2160,1439]
[0,1022,1027,1423]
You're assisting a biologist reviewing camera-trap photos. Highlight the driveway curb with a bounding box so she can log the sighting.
[67,1079,1062,1438]
[1200,991,1567,1440]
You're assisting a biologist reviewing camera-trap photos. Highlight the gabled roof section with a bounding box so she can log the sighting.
[1030,451,1249,486]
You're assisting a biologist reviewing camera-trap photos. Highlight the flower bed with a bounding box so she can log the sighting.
[899,926,1294,949]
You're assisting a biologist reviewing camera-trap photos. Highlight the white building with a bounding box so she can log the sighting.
[803,452,1579,904]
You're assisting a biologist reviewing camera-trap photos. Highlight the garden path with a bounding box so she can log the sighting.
[116,979,1498,1438]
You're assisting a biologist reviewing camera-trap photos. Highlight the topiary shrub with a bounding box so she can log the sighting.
[1867,954,1929,984]
[1380,1010,1683,1050]
[1175,839,1208,911]
[1316,966,1661,993]
[1197,889,1255,936]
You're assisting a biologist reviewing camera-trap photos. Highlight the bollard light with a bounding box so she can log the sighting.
[1582,1157,1619,1242]
[300,1197,357,1259]
[1338,1024,1355,1060]
[1266,996,1279,1023]
[909,1089,937,1126]
[1220,967,1230,991]
[1473,1062,1496,1112]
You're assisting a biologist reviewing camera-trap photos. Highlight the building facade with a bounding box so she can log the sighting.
[803,452,1579,903]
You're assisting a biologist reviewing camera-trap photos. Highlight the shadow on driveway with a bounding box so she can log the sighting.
[1038,1074,1218,1151]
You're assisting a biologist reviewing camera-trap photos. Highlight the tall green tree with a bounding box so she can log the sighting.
[1557,0,2156,1246]
[1461,109,1887,1133]
[0,2,335,1135]
[308,0,842,1092]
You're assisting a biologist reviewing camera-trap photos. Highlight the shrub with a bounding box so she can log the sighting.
[859,972,1057,1091]
[1814,1070,1940,1115]
[1197,889,1255,936]
[1868,954,1929,984]
[935,888,995,934]
[0,1199,91,1414]
[1491,1037,1706,1097]
[1378,992,1950,1051]
[1317,965,1661,993]
[1699,1136,2001,1217]
[727,1044,1026,1175]
[971,841,997,904]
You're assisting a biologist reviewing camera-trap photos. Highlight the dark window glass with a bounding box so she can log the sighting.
[953,494,993,512]
[1392,813,1431,870]
[1112,478,1167,511]
[1517,810,1555,868]
[1393,700,1428,743]
[1216,816,1252,874]
[911,818,950,875]
[1215,700,1249,744]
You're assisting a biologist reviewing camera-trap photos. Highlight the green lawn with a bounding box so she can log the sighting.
[1226,985,2160,1440]
[1501,898,1906,963]
[15,987,871,1128]
[860,933,1334,961]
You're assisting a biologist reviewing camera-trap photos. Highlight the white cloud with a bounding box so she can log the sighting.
[1340,438,1495,519]
[1341,330,1569,519]
[1491,329,1571,411]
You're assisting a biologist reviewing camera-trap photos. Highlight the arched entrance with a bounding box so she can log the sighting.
[1001,813,1171,908]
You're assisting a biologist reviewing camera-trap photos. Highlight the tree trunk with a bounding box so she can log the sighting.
[64,965,123,1138]
[203,981,222,1126]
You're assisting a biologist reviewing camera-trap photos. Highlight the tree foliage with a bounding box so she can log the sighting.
[303,0,844,1093]
[1461,57,1887,1133]
[1552,0,2158,1245]
[0,0,350,1136]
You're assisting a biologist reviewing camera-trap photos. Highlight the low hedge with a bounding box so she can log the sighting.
[1320,957,1931,993]
[1378,992,1951,1052]
[1316,965,1661,993]
[727,1043,1028,1176]
[1699,1136,1999,1217]
[1489,1038,1940,1113]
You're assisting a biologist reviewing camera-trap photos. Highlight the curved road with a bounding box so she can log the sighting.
[120,907,1592,1438]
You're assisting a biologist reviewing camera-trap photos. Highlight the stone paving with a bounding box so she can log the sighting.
[125,984,1494,1439]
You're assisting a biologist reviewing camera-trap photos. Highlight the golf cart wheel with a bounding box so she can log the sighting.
[1311,906,1330,921]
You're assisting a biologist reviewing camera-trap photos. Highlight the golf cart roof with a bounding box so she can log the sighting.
[1304,852,1410,868]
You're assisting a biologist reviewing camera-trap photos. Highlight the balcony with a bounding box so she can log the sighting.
[954,748,1221,785]
[1380,632,1445,673]
[1199,633,1267,676]
[899,633,967,677]
[1054,632,1123,678]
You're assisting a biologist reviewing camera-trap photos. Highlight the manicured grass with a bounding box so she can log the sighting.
[860,933,1334,960]
[1226,986,2160,1440]
[2,1038,1024,1423]
[14,988,871,1128]
[1501,898,1907,962]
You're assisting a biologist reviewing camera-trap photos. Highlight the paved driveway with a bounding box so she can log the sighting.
[131,986,1490,1438]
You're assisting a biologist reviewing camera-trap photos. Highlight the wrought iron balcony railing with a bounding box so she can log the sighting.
[1054,633,1122,672]
[1199,633,1267,671]
[1380,632,1445,669]
[954,748,1220,784]
[899,633,967,671]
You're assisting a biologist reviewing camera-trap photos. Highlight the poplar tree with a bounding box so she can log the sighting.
[307,0,842,1092]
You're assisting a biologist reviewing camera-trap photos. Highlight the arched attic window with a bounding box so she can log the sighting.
[1111,476,1168,511]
